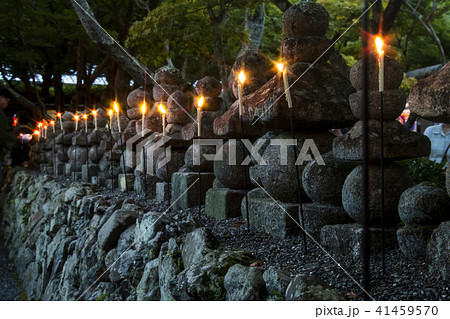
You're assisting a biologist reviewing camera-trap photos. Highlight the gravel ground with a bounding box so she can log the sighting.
[0,243,21,301]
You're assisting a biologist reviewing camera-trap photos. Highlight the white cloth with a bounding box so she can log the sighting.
[424,124,450,163]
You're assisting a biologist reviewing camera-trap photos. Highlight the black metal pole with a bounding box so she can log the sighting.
[110,127,113,192]
[361,0,371,301]
[289,107,307,254]
[53,135,56,177]
[74,129,77,182]
[85,130,89,183]
[380,91,386,275]
[198,145,202,216]
[239,115,250,231]
[164,144,171,206]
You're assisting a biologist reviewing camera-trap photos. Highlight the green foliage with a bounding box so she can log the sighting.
[399,158,447,187]
[399,74,418,95]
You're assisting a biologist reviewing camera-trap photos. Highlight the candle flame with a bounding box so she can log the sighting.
[20,133,23,137]
[56,112,62,118]
[113,101,120,113]
[141,101,147,115]
[238,71,246,84]
[50,120,55,126]
[44,126,47,129]
[92,110,97,115]
[38,122,42,128]
[34,130,40,136]
[276,63,284,73]
[108,109,113,117]
[375,36,384,55]
[83,114,88,120]
[158,103,166,115]
[74,115,79,121]
[197,96,204,109]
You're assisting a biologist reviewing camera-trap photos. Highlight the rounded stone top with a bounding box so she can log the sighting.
[127,88,152,109]
[154,66,182,85]
[350,53,404,91]
[195,76,222,98]
[283,0,330,37]
[398,183,450,226]
[167,90,190,111]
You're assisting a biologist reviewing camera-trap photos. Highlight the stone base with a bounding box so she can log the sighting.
[82,164,99,183]
[119,174,135,192]
[71,172,82,181]
[242,197,300,238]
[302,203,350,240]
[55,163,65,176]
[205,188,246,220]
[39,163,49,173]
[320,224,398,260]
[64,163,73,177]
[397,226,435,260]
[171,172,215,210]
[156,182,170,203]
[106,179,118,189]
[134,175,158,198]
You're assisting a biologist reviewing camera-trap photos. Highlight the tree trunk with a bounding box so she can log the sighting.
[237,4,266,58]
[70,0,149,86]
[53,70,64,110]
[270,0,292,13]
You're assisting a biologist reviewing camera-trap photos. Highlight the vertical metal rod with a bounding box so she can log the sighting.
[198,152,202,216]
[74,129,77,182]
[289,107,307,254]
[85,130,89,183]
[164,144,171,206]
[109,127,113,192]
[239,116,250,231]
[53,136,56,177]
[380,91,385,275]
[361,0,371,301]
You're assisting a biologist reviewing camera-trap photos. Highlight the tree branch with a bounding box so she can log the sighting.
[270,0,292,13]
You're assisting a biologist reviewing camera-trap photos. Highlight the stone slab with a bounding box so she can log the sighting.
[81,164,99,183]
[119,174,135,192]
[170,172,215,210]
[320,224,397,260]
[242,197,300,238]
[302,203,351,240]
[156,182,170,203]
[205,188,246,220]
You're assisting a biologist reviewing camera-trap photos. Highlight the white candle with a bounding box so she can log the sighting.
[375,36,385,92]
[277,63,293,109]
[51,121,55,133]
[197,96,204,137]
[114,101,121,133]
[57,113,63,131]
[84,115,88,133]
[158,103,167,137]
[75,115,79,131]
[44,126,47,139]
[141,101,146,138]
[108,109,113,132]
[237,71,246,117]
[93,110,98,130]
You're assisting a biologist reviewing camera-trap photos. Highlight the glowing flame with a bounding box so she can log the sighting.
[20,133,23,137]
[50,120,55,126]
[83,114,88,120]
[56,112,62,118]
[141,101,147,115]
[38,122,42,128]
[34,130,40,136]
[92,110,97,115]
[113,101,120,113]
[375,36,384,55]
[44,125,47,129]
[108,109,113,117]
[276,63,284,73]
[74,115,79,122]
[238,71,246,84]
[197,96,204,109]
[158,103,166,115]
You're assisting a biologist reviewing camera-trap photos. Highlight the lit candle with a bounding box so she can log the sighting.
[237,71,246,117]
[141,100,147,138]
[83,114,88,133]
[92,109,98,130]
[197,96,204,137]
[38,122,43,136]
[34,130,40,142]
[50,120,55,133]
[56,112,63,131]
[74,114,79,131]
[108,109,113,132]
[277,63,293,109]
[44,125,48,139]
[158,103,166,136]
[375,36,384,92]
[113,101,121,133]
